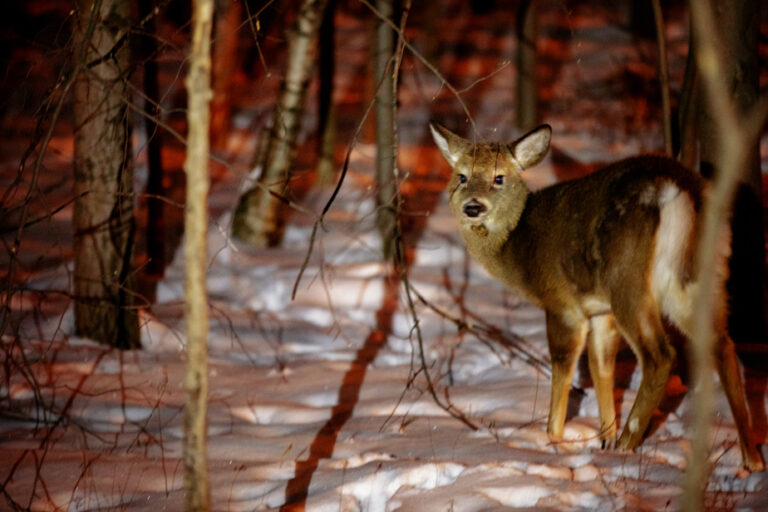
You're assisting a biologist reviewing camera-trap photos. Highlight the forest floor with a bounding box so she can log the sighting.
[2,1,768,510]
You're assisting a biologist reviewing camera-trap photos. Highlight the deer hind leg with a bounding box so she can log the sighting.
[587,314,620,445]
[613,302,675,451]
[667,285,764,471]
[714,334,765,472]
[545,311,588,441]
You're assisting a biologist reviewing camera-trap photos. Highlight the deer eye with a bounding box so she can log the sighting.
[494,175,504,185]
[458,174,467,184]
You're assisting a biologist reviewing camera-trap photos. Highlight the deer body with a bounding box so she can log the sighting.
[430,122,764,472]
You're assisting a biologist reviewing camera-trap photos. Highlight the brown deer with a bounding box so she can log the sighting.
[430,121,765,472]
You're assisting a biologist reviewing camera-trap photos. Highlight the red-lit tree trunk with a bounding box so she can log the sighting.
[72,0,139,349]
[211,0,242,154]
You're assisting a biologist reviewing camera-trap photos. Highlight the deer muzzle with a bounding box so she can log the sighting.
[462,199,487,218]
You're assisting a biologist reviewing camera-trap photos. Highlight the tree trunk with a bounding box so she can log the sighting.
[231,0,329,247]
[138,0,166,277]
[211,0,242,154]
[183,0,213,508]
[316,0,337,187]
[516,0,538,132]
[72,0,139,349]
[650,0,672,157]
[375,0,397,260]
[683,0,766,507]
[677,32,698,168]
[697,0,765,345]
[628,0,655,39]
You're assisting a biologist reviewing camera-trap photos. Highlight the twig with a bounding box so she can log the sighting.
[0,192,88,235]
[358,0,479,138]
[241,0,279,77]
[409,285,551,377]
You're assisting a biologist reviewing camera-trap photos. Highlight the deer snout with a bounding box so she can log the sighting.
[462,199,487,218]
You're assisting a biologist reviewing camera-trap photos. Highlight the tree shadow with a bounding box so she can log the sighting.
[280,266,400,510]
[280,132,453,509]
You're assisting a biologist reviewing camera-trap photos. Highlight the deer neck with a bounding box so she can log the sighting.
[459,185,530,284]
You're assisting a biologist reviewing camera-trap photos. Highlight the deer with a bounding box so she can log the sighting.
[430,121,765,472]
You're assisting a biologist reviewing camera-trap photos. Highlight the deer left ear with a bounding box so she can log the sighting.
[430,122,470,167]
[509,124,551,169]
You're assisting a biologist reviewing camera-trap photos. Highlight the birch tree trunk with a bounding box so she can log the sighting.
[231,0,328,247]
[72,0,139,349]
[183,0,213,508]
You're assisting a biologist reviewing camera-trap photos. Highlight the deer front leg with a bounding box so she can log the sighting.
[546,311,588,441]
[614,308,675,451]
[715,335,765,472]
[587,314,620,445]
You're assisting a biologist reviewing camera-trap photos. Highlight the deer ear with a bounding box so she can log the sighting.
[509,124,551,169]
[430,122,470,167]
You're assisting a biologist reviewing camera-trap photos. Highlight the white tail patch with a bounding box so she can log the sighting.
[651,183,694,328]
[651,183,730,334]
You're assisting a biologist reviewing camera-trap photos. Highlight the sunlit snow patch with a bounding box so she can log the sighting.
[481,484,552,507]
[342,462,465,511]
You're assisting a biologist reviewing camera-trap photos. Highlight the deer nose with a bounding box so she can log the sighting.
[463,200,486,218]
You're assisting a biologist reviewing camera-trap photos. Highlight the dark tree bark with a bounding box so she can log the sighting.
[683,0,767,506]
[628,0,656,39]
[650,0,672,157]
[677,31,698,169]
[375,0,397,260]
[697,0,766,345]
[72,0,139,349]
[183,0,213,508]
[138,0,166,277]
[231,0,329,247]
[316,0,337,187]
[516,0,538,132]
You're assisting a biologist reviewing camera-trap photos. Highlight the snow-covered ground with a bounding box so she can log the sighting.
[6,159,768,510]
[2,1,768,510]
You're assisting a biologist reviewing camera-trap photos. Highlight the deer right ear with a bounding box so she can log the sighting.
[430,122,468,167]
[509,124,551,169]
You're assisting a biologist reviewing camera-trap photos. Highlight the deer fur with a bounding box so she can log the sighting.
[430,121,764,472]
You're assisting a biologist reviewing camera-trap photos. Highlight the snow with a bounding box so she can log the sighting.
[6,187,767,509]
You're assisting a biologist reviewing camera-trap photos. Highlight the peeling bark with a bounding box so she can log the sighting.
[232,0,328,247]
